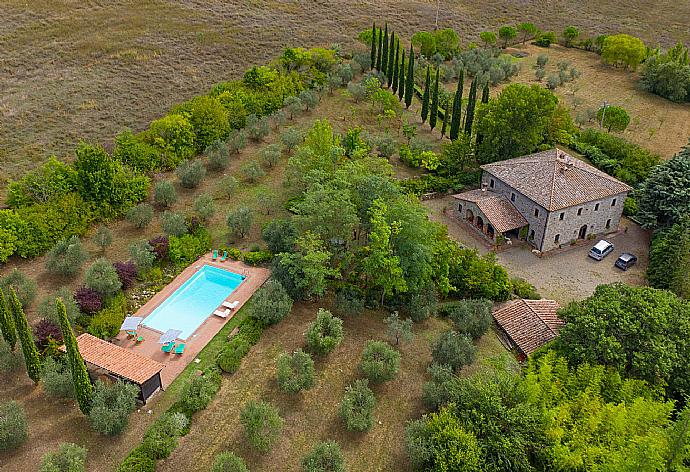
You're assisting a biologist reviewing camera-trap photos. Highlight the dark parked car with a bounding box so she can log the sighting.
[615,253,638,270]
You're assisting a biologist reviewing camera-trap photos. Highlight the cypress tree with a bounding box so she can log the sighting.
[449,70,464,140]
[429,69,440,130]
[370,23,377,70]
[0,290,17,350]
[421,66,431,123]
[481,81,490,104]
[441,105,450,137]
[387,33,396,86]
[9,287,41,384]
[398,49,406,101]
[392,41,400,94]
[405,45,415,108]
[56,298,93,414]
[376,28,383,70]
[381,24,389,76]
[464,77,478,136]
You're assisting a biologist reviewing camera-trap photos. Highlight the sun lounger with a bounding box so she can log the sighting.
[212,249,218,261]
[213,309,230,319]
[135,335,144,343]
[161,341,175,353]
[222,300,240,310]
[125,330,137,338]
[220,250,227,262]
[174,343,185,355]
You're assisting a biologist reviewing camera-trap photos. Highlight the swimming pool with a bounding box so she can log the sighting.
[141,265,244,340]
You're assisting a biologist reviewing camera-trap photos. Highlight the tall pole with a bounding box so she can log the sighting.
[435,0,441,30]
[599,100,608,129]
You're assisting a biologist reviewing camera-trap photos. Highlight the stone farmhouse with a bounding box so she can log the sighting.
[451,149,631,252]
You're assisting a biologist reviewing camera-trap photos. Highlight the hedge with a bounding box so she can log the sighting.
[88,293,128,339]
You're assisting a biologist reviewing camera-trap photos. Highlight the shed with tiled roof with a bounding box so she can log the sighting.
[60,333,164,402]
[493,299,564,358]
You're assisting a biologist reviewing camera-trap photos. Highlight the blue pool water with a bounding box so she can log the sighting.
[141,265,244,339]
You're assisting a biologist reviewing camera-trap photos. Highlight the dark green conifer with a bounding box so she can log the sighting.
[392,41,400,94]
[9,287,41,384]
[56,297,93,414]
[376,27,383,70]
[441,105,450,137]
[429,69,440,130]
[0,290,17,350]
[370,22,377,70]
[404,45,415,108]
[481,81,490,103]
[464,77,478,136]
[387,33,396,86]
[398,49,406,101]
[381,24,389,75]
[449,70,464,140]
[421,66,431,123]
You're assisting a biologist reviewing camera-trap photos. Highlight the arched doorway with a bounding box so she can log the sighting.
[466,209,474,222]
[578,224,588,239]
[476,216,484,231]
[487,224,495,239]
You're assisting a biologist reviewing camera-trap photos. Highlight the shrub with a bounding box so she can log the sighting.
[334,284,365,317]
[93,225,113,252]
[439,299,493,340]
[211,452,249,472]
[38,287,80,325]
[240,400,284,453]
[306,309,344,356]
[41,356,74,399]
[359,340,401,384]
[535,31,556,47]
[276,349,316,393]
[280,127,303,152]
[237,316,265,345]
[39,442,87,472]
[84,258,121,298]
[302,441,345,472]
[126,204,154,229]
[259,143,282,168]
[168,229,211,266]
[173,95,230,152]
[88,293,128,339]
[510,277,541,299]
[226,206,254,239]
[242,251,273,266]
[217,337,250,373]
[140,412,188,460]
[206,139,230,171]
[117,447,155,472]
[114,261,138,290]
[431,331,476,371]
[246,114,270,142]
[74,286,103,314]
[176,160,206,189]
[0,401,28,451]
[33,319,62,351]
[45,236,88,277]
[0,339,20,374]
[175,370,222,417]
[161,211,187,237]
[339,379,375,432]
[153,180,177,208]
[227,129,247,154]
[0,269,37,307]
[193,194,215,222]
[147,235,169,260]
[252,280,293,325]
[128,241,156,272]
[375,134,397,158]
[240,160,265,183]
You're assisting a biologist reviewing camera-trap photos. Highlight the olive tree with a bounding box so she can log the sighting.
[359,340,401,384]
[276,349,315,393]
[126,203,154,229]
[339,379,375,432]
[39,443,87,472]
[306,309,344,356]
[431,331,476,371]
[227,206,253,239]
[176,160,206,188]
[252,280,293,325]
[240,400,284,453]
[45,236,88,277]
[0,401,28,451]
[154,180,177,207]
[84,258,121,298]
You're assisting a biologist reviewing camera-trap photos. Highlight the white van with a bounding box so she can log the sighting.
[588,240,614,261]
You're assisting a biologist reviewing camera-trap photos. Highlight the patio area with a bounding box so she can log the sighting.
[111,255,270,388]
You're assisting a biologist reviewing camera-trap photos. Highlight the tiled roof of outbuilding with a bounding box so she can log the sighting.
[493,299,564,355]
[452,189,528,232]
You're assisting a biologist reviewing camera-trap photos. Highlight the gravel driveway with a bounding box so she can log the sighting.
[425,196,650,304]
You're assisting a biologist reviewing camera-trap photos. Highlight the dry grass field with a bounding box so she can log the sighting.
[2,0,689,182]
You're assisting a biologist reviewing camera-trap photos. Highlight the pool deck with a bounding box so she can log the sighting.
[111,255,270,388]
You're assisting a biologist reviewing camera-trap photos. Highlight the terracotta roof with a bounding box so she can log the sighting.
[60,334,164,384]
[481,149,632,211]
[452,189,528,232]
[493,299,564,355]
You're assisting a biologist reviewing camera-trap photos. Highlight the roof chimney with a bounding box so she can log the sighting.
[481,182,488,192]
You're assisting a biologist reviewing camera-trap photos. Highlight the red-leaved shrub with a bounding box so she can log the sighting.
[114,261,138,290]
[74,286,103,314]
[148,235,169,260]
[33,319,63,348]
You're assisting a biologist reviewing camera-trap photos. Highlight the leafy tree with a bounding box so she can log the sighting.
[302,441,345,472]
[93,225,113,253]
[498,26,517,48]
[479,31,497,48]
[252,279,293,325]
[0,290,17,350]
[405,45,415,108]
[56,298,93,414]
[562,26,580,47]
[293,183,359,244]
[211,452,249,472]
[429,69,440,130]
[421,66,431,123]
[339,379,375,432]
[411,31,436,58]
[240,400,284,453]
[193,193,215,222]
[434,28,461,59]
[9,287,41,383]
[0,401,27,452]
[597,104,630,132]
[449,70,464,141]
[640,55,690,102]
[277,232,339,300]
[431,330,476,371]
[88,380,138,435]
[441,299,492,340]
[126,203,154,229]
[153,180,177,207]
[647,222,690,298]
[72,142,117,204]
[262,218,298,254]
[441,133,474,173]
[41,356,74,399]
[161,211,187,237]
[555,283,690,401]
[276,349,316,393]
[306,308,344,356]
[359,340,401,384]
[384,312,414,346]
[463,77,478,136]
[1,268,37,308]
[176,159,206,188]
[636,143,690,229]
[172,95,229,152]
[84,258,121,298]
[39,443,87,472]
[518,23,538,44]
[474,83,560,164]
[227,206,253,239]
[601,34,647,70]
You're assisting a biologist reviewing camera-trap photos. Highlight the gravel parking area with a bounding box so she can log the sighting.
[425,196,650,304]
